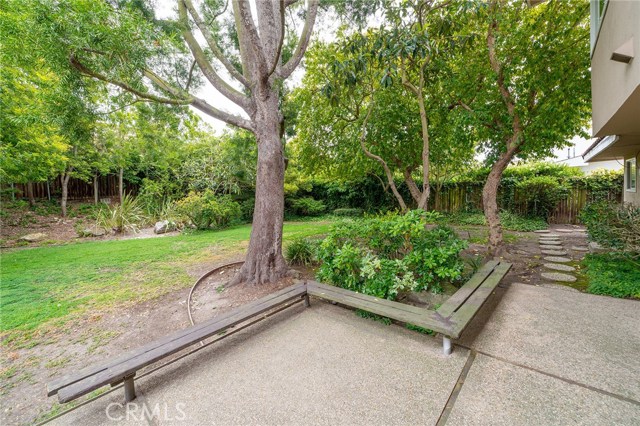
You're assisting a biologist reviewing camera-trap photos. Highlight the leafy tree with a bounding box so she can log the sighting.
[14,0,321,285]
[452,0,591,253]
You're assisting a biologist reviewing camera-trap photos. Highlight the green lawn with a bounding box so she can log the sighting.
[0,221,332,335]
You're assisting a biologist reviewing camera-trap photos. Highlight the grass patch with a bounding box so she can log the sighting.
[582,253,640,299]
[0,221,332,336]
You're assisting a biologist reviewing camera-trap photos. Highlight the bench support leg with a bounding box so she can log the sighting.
[443,336,452,355]
[303,293,310,308]
[124,375,136,402]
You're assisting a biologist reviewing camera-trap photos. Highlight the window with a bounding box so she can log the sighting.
[626,157,637,192]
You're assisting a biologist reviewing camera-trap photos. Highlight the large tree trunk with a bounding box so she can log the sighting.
[230,90,288,286]
[482,147,517,256]
[26,182,35,207]
[118,167,124,202]
[61,173,71,217]
[93,173,99,205]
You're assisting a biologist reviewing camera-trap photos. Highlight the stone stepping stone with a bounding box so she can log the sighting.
[542,234,560,238]
[540,245,563,250]
[539,240,561,245]
[543,263,576,272]
[534,230,550,234]
[555,229,575,233]
[544,256,571,263]
[541,272,577,282]
[571,246,589,251]
[541,249,568,256]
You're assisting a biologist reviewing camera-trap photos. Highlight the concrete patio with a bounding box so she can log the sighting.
[47,283,640,425]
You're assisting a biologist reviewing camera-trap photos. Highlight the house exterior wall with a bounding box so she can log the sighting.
[624,152,640,206]
[591,0,640,138]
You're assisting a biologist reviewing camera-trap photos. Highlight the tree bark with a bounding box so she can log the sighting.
[482,146,518,256]
[93,173,99,205]
[230,90,288,286]
[61,173,71,217]
[118,167,124,202]
[26,182,35,207]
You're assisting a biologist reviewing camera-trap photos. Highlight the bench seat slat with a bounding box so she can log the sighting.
[436,260,499,318]
[307,281,450,334]
[50,283,306,400]
[449,262,511,338]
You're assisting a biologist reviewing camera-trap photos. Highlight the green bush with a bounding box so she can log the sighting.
[285,237,319,266]
[316,210,467,299]
[175,191,241,230]
[515,175,567,219]
[333,208,364,217]
[288,197,326,217]
[239,197,255,222]
[96,194,147,233]
[582,253,640,299]
[580,201,640,258]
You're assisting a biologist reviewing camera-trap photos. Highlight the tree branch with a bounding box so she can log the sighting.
[233,0,269,79]
[182,0,250,88]
[278,0,319,79]
[70,54,190,106]
[178,0,251,110]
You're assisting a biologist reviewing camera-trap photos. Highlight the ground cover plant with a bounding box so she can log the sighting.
[316,210,467,299]
[581,253,640,299]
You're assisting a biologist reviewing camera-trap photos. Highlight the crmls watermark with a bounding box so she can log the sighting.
[105,402,187,422]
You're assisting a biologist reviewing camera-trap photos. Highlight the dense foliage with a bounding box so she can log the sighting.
[175,191,242,230]
[580,202,640,260]
[316,210,468,299]
[582,254,640,299]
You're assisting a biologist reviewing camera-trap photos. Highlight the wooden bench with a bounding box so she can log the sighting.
[47,283,308,404]
[47,261,509,405]
[307,260,511,355]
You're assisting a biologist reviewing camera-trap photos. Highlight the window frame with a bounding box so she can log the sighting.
[625,157,637,192]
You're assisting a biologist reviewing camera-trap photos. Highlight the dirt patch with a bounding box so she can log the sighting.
[0,201,179,250]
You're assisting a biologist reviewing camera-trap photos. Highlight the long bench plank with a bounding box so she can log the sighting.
[51,283,306,401]
[307,281,450,333]
[436,261,499,318]
[449,262,511,338]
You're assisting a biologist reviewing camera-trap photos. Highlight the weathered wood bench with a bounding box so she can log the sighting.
[307,260,511,355]
[47,261,509,405]
[47,283,308,404]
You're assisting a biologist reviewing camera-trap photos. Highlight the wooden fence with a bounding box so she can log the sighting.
[2,175,138,202]
[430,183,621,224]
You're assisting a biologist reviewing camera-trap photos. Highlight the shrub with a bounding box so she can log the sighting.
[285,238,319,266]
[239,197,255,222]
[443,211,546,232]
[582,253,640,299]
[175,191,241,230]
[515,175,568,219]
[95,194,147,233]
[316,210,467,299]
[288,197,326,217]
[580,201,640,258]
[333,208,364,217]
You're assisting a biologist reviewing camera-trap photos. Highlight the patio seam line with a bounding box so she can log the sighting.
[435,349,477,426]
[457,344,640,407]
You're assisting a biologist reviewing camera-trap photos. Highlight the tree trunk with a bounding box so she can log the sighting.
[118,167,124,202]
[230,90,288,286]
[61,173,71,218]
[93,173,99,205]
[46,181,51,201]
[482,147,517,256]
[26,182,35,207]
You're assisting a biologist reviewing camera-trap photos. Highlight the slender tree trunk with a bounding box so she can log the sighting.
[61,173,71,218]
[118,167,124,202]
[46,181,51,201]
[230,90,288,286]
[93,173,99,205]
[10,183,15,201]
[482,146,518,256]
[26,182,35,207]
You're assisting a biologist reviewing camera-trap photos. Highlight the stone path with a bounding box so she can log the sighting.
[537,226,589,286]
